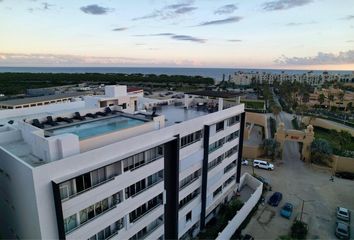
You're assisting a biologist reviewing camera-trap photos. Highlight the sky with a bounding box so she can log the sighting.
[0,0,353,70]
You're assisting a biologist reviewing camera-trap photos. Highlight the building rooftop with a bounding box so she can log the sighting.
[155,105,209,126]
[45,113,149,140]
[186,90,239,98]
[0,92,84,106]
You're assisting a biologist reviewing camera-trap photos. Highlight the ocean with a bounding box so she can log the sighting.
[0,67,352,81]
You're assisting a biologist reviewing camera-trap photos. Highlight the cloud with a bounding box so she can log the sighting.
[275,50,354,65]
[132,1,197,21]
[42,2,53,10]
[27,2,54,12]
[0,52,152,66]
[340,15,354,21]
[171,35,206,43]
[112,27,128,31]
[214,4,238,15]
[198,16,242,26]
[134,32,205,43]
[347,40,354,43]
[228,39,242,42]
[134,33,174,37]
[80,4,113,15]
[286,21,316,26]
[174,6,197,14]
[263,0,313,11]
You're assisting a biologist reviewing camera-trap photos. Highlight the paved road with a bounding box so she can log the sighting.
[242,111,354,239]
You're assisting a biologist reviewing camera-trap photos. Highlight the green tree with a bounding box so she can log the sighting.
[302,92,310,103]
[291,220,308,240]
[328,94,334,102]
[311,139,333,166]
[337,130,352,151]
[318,93,325,105]
[263,139,279,160]
[271,104,282,120]
[338,91,345,102]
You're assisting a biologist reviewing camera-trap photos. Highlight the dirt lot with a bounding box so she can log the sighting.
[241,140,354,239]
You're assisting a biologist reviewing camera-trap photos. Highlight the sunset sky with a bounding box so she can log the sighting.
[0,0,353,70]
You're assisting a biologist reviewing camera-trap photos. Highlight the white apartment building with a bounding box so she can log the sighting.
[231,71,354,86]
[0,85,245,240]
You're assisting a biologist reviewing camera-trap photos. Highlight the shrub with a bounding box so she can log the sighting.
[291,220,308,240]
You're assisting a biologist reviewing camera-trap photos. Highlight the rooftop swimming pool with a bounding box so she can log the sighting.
[48,116,146,140]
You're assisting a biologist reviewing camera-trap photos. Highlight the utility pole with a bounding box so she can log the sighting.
[300,199,304,222]
[295,195,314,223]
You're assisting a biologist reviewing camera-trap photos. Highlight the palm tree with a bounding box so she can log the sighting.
[271,105,282,121]
[319,93,325,106]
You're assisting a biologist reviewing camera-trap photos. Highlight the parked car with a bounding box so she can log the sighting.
[337,207,351,222]
[255,175,270,186]
[335,221,350,239]
[241,160,249,166]
[280,203,293,219]
[335,172,354,180]
[253,159,274,170]
[242,234,254,240]
[268,192,282,206]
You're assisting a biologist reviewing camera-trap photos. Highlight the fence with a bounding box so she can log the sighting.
[216,173,263,240]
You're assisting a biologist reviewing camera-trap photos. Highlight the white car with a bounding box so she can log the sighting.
[241,160,249,166]
[337,207,351,222]
[253,160,274,170]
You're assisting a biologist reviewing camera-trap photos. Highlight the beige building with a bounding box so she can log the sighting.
[307,87,354,110]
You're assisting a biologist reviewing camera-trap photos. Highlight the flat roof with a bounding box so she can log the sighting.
[0,92,84,106]
[155,105,209,126]
[186,90,239,98]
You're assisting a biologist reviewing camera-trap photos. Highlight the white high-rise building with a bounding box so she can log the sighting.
[0,86,246,240]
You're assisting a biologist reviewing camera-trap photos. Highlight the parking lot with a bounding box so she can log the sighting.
[241,140,354,239]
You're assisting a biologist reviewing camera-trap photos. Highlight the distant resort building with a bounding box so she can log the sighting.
[0,92,84,109]
[230,71,354,86]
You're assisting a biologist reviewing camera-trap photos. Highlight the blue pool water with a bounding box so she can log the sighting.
[50,116,145,140]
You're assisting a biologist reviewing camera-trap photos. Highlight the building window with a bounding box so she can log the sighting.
[123,146,164,172]
[179,188,200,209]
[125,170,163,198]
[223,176,236,188]
[224,160,236,174]
[63,214,77,233]
[226,131,239,142]
[68,191,123,232]
[215,121,224,132]
[59,162,121,200]
[213,186,222,198]
[129,215,163,240]
[225,145,238,158]
[89,218,124,240]
[180,130,203,148]
[129,194,163,223]
[179,169,201,190]
[186,211,192,222]
[227,115,240,126]
[208,154,224,171]
[208,138,225,153]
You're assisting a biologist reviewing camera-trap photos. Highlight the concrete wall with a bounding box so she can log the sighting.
[332,155,354,173]
[216,173,263,240]
[302,116,354,137]
[0,147,41,239]
[245,112,268,139]
[242,145,264,159]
